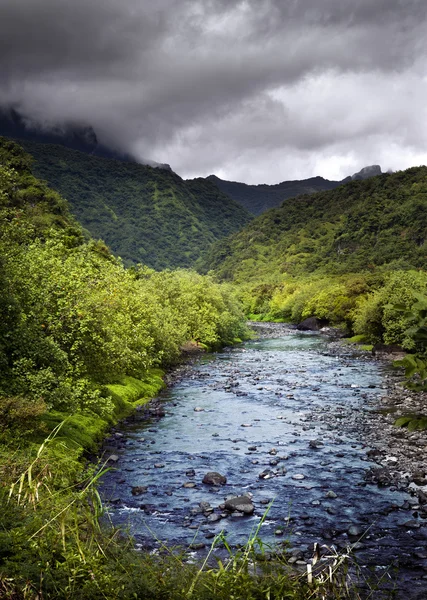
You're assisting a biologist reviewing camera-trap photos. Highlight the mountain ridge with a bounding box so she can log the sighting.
[199,165,426,281]
[205,165,383,215]
[10,138,252,270]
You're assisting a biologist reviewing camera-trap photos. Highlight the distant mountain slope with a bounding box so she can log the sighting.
[16,139,253,270]
[199,167,427,282]
[206,174,341,215]
[206,165,383,216]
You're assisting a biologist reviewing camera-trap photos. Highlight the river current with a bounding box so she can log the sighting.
[100,328,427,598]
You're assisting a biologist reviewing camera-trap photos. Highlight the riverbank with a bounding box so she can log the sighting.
[99,324,427,598]
[251,321,427,497]
[3,323,427,598]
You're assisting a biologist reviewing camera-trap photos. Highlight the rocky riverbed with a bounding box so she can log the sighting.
[99,324,427,599]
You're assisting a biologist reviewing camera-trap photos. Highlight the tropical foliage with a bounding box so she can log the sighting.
[201,166,427,348]
[16,139,252,269]
[0,137,247,412]
[201,167,427,281]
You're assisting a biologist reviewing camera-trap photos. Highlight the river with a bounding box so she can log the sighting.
[100,326,427,598]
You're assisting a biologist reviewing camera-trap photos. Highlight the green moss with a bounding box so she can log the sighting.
[32,369,166,455]
[39,411,109,453]
[106,369,165,411]
[345,334,368,344]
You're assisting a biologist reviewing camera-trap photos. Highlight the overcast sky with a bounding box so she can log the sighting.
[1,0,427,183]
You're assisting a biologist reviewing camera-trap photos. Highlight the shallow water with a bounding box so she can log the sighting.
[100,331,427,598]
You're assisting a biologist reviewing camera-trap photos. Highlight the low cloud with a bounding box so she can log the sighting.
[1,0,426,182]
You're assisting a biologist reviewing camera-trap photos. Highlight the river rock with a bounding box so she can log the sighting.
[189,543,206,550]
[412,470,427,486]
[131,486,148,496]
[224,495,255,515]
[348,525,362,537]
[204,531,216,539]
[325,490,337,499]
[202,472,227,486]
[259,469,276,479]
[207,513,222,523]
[297,317,322,331]
[372,343,405,358]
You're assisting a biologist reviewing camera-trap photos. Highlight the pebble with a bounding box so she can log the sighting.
[348,525,362,537]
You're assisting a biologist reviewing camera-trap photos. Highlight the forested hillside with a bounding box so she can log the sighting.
[202,168,427,281]
[207,173,341,215]
[201,167,427,347]
[0,137,251,597]
[13,139,252,269]
[0,136,247,415]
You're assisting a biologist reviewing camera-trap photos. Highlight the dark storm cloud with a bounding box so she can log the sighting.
[1,0,426,181]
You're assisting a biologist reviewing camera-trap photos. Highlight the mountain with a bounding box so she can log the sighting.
[205,174,340,216]
[206,166,383,216]
[11,138,252,270]
[0,106,172,170]
[342,164,383,183]
[199,166,427,282]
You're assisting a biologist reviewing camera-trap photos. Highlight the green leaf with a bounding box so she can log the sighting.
[394,416,413,427]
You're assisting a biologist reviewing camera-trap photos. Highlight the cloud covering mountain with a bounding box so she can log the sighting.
[1,0,426,183]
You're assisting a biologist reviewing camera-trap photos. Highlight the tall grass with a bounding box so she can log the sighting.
[1,427,398,600]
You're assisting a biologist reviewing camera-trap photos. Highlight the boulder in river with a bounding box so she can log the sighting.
[131,486,148,496]
[202,472,227,486]
[296,317,325,331]
[224,495,254,515]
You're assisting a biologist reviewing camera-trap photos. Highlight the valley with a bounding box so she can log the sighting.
[0,135,426,599]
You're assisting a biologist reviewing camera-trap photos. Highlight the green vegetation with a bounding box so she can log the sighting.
[0,137,418,598]
[207,174,340,215]
[200,167,427,350]
[0,137,259,597]
[390,293,427,431]
[201,168,427,281]
[15,139,253,269]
